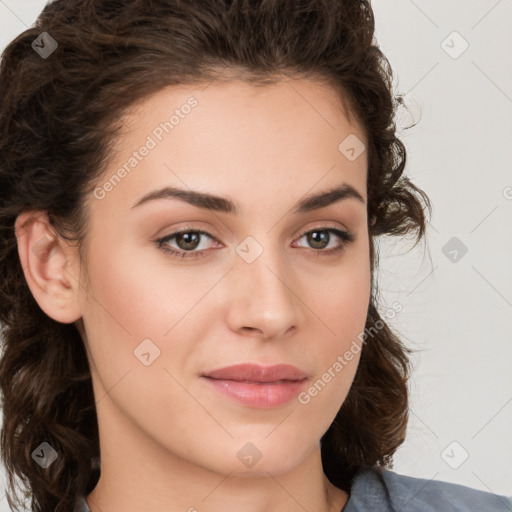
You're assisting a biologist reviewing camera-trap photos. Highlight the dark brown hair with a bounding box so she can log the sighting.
[0,1,431,511]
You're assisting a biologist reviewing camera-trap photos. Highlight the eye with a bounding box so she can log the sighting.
[293,227,355,256]
[155,228,218,259]
[155,226,355,260]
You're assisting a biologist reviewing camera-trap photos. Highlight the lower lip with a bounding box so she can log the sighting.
[202,377,307,408]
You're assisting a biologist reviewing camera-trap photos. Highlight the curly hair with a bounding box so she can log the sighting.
[0,1,431,511]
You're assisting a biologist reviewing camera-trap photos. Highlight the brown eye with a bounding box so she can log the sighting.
[155,226,355,260]
[155,229,217,259]
[294,227,355,256]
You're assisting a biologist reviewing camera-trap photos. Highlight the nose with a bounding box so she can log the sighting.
[225,242,304,341]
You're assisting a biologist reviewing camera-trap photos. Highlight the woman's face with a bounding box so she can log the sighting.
[77,78,371,477]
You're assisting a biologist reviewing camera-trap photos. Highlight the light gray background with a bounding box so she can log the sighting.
[0,1,510,509]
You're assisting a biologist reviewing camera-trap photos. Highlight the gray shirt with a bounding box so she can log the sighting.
[75,466,512,511]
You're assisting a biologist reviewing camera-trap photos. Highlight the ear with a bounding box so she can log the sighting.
[15,211,82,324]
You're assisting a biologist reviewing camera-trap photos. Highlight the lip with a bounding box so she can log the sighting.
[202,363,308,382]
[201,364,308,408]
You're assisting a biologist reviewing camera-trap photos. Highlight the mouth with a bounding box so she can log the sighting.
[201,363,308,382]
[201,363,308,408]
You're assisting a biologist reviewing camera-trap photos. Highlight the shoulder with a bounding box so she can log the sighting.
[75,496,90,512]
[343,466,512,512]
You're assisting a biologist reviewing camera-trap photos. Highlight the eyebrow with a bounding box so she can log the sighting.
[130,182,365,214]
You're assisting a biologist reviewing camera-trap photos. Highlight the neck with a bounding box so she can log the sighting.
[86,401,349,512]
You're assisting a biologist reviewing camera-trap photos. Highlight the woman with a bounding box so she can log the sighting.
[0,1,510,511]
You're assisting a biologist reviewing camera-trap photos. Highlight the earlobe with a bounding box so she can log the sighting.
[14,211,82,324]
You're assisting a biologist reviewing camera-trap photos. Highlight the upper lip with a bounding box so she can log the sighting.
[202,364,308,382]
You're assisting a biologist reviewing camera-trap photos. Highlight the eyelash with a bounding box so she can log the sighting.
[155,226,355,260]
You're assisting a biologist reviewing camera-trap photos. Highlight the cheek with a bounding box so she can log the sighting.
[297,267,370,432]
[78,237,217,386]
[332,268,371,339]
[84,257,164,340]
[77,238,173,392]
[81,235,194,342]
[313,240,371,345]
[302,239,371,403]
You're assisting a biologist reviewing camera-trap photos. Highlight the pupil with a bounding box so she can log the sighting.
[177,232,199,250]
[308,231,328,249]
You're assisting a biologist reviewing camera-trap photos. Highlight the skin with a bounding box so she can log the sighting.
[15,77,371,512]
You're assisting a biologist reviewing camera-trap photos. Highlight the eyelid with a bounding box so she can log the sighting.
[293,221,349,238]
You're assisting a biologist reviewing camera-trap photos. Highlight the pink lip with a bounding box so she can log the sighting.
[201,364,308,408]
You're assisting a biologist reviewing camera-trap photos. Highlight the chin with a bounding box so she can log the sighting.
[221,442,311,478]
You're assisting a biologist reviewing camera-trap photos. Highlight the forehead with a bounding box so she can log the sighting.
[89,78,368,218]
[122,77,364,142]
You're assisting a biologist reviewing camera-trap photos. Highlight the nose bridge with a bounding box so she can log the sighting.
[236,233,292,302]
[228,230,301,338]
